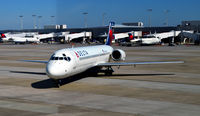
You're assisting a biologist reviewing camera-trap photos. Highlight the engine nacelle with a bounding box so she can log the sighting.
[111,49,126,61]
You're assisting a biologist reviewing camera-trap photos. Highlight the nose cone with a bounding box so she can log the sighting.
[46,63,67,79]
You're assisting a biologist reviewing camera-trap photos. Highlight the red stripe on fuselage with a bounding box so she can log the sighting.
[74,52,79,58]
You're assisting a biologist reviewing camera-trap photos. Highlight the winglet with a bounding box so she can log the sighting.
[105,22,115,45]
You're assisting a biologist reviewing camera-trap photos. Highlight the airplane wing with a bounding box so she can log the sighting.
[97,61,184,67]
[19,60,48,64]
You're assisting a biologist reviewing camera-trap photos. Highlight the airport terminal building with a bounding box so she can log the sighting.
[181,20,200,32]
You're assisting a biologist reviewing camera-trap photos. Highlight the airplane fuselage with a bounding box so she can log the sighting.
[46,45,113,80]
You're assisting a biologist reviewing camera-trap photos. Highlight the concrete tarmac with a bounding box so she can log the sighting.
[0,43,200,116]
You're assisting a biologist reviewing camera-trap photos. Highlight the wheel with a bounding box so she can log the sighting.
[52,79,62,88]
[105,71,113,76]
[104,66,114,76]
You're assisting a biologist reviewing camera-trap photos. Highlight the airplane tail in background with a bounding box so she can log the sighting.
[105,22,115,45]
[0,33,6,38]
[128,33,134,40]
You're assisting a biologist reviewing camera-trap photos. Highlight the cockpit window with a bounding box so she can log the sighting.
[67,57,71,61]
[64,57,71,61]
[59,57,63,60]
[55,57,59,60]
[50,56,71,62]
[50,54,55,60]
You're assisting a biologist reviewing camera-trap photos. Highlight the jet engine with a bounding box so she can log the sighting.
[111,49,126,61]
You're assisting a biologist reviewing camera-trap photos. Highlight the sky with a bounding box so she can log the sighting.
[0,0,200,30]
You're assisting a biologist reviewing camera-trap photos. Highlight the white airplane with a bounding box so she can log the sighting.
[22,22,184,87]
[1,32,56,44]
[1,32,38,44]
[0,33,25,42]
[139,35,161,45]
[130,31,182,45]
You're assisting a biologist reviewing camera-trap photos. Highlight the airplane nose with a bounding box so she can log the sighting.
[46,63,67,79]
[46,66,57,77]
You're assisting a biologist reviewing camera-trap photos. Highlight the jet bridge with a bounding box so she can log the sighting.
[153,31,181,39]
[64,32,92,43]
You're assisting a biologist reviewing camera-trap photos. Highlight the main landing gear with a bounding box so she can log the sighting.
[104,66,114,76]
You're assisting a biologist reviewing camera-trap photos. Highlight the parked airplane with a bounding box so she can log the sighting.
[130,31,182,45]
[1,32,55,44]
[22,22,184,87]
[138,35,161,45]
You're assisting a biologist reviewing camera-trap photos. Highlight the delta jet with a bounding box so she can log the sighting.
[130,31,183,45]
[1,32,55,44]
[22,22,184,87]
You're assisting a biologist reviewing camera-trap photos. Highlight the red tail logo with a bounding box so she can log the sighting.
[128,33,134,40]
[1,33,6,38]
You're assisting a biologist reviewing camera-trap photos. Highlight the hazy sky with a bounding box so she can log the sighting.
[0,0,200,29]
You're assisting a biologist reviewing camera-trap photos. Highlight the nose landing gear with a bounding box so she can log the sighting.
[52,79,62,88]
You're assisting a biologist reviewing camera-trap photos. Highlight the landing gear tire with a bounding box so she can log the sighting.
[105,72,113,76]
[105,66,114,76]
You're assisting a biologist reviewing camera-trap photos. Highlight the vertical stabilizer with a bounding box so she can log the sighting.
[105,22,115,45]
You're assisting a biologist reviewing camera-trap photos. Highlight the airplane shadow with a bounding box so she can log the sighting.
[10,70,174,89]
[31,79,55,89]
[10,70,88,89]
[31,74,88,89]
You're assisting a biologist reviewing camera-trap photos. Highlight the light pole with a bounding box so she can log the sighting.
[83,12,88,28]
[38,16,42,29]
[32,15,37,29]
[102,13,106,26]
[147,9,152,27]
[19,15,23,30]
[51,16,55,25]
[164,10,170,26]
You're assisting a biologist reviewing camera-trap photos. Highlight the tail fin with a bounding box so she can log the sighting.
[105,22,115,45]
[0,33,6,38]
